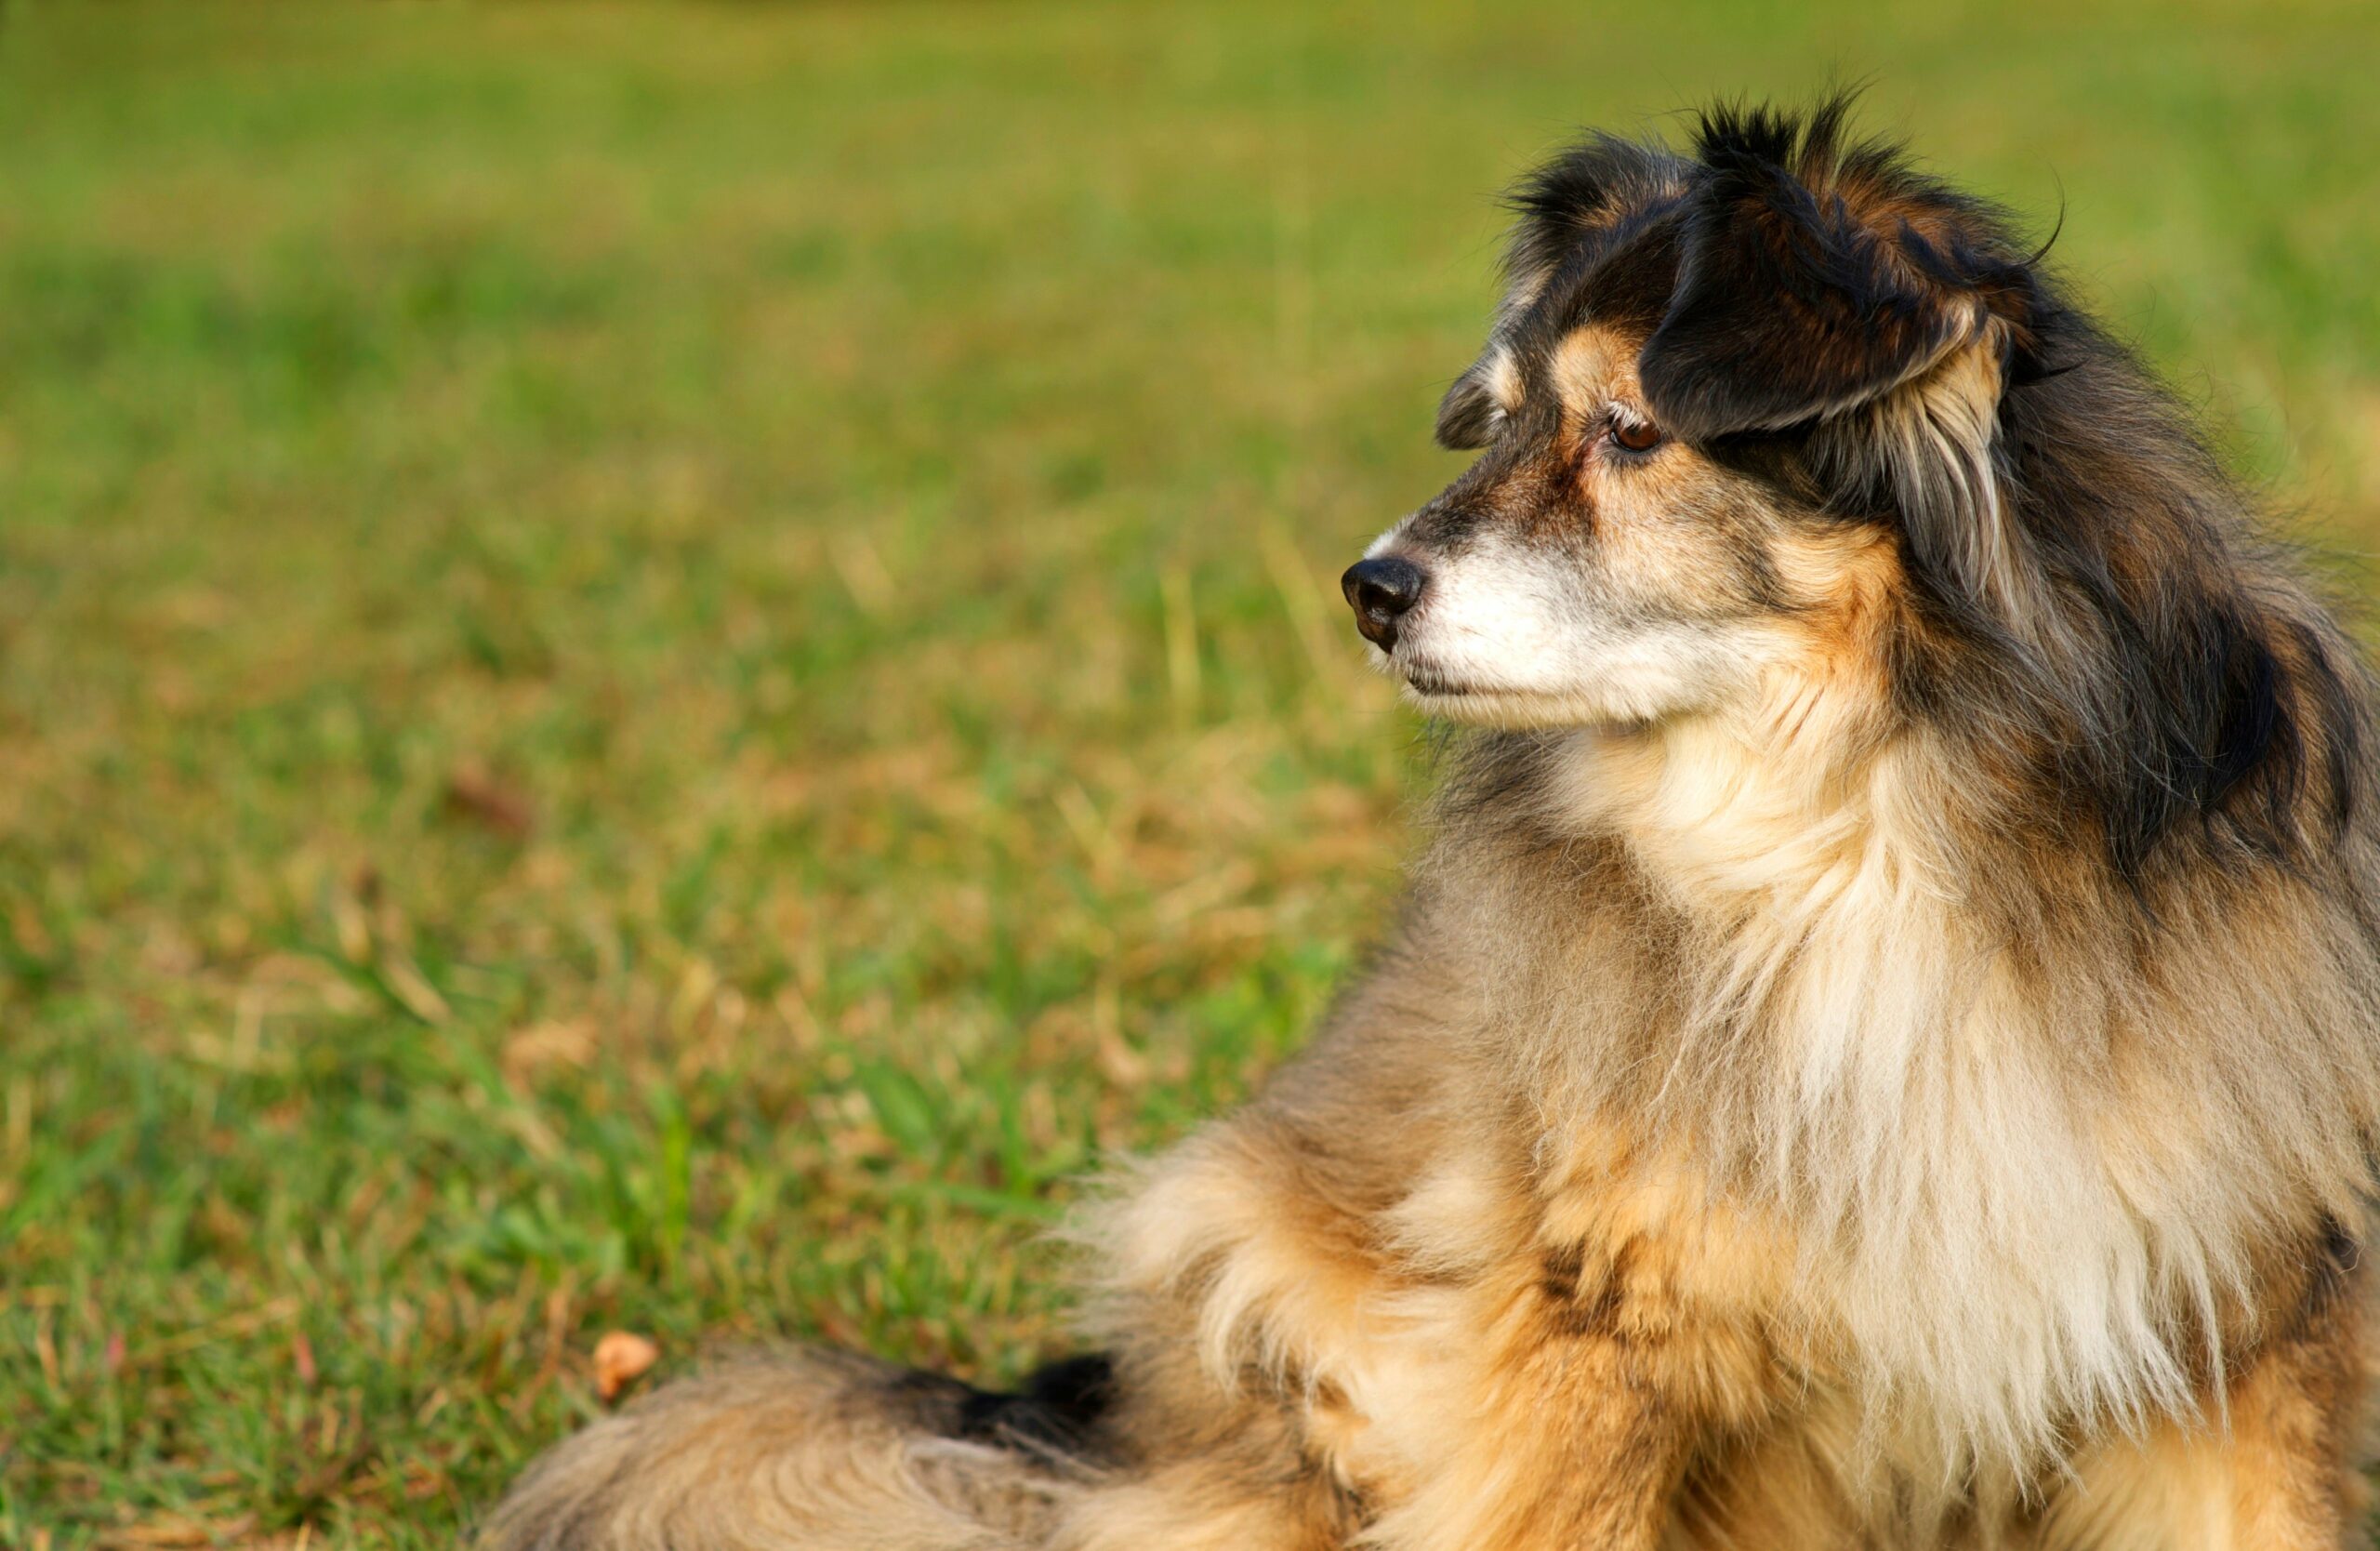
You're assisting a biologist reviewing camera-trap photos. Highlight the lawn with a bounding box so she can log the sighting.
[4,2,2377,1544]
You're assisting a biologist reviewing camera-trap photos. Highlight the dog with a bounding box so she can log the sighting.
[483,98,2380,1549]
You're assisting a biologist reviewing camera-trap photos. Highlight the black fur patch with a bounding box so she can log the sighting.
[1503,132,1687,298]
[953,1353,1117,1459]
[2270,1213,2365,1348]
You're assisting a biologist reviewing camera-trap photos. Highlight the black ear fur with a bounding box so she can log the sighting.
[1435,367,1501,449]
[1639,102,1988,443]
[1438,131,1688,454]
[1504,130,1687,290]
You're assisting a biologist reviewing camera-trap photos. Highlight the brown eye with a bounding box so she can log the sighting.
[1612,418,1663,453]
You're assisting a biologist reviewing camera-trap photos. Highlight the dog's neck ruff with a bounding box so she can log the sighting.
[1439,706,2376,1475]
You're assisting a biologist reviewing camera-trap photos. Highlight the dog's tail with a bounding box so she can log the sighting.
[478,1347,1115,1551]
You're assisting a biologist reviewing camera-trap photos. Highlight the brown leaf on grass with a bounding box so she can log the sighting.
[443,762,535,839]
[592,1330,660,1402]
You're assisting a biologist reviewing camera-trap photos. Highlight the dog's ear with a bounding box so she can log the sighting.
[1643,102,2065,623]
[1442,134,1687,453]
[1435,365,1502,450]
[1638,103,1995,443]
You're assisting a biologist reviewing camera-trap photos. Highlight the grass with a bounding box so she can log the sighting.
[3,1,2378,1544]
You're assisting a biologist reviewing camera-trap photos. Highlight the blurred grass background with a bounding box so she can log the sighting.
[3,1,2377,1544]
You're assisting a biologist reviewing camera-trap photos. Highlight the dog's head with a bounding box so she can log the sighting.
[1348,98,2369,876]
[1347,99,2054,731]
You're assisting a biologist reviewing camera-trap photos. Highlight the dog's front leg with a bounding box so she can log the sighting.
[1362,1320,1688,1549]
[1346,1218,1787,1551]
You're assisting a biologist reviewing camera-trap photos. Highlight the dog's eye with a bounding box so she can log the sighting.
[1611,418,1663,453]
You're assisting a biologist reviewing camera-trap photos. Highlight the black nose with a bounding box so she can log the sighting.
[1341,556,1426,650]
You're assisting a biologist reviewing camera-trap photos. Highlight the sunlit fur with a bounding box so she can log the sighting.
[484,99,2380,1551]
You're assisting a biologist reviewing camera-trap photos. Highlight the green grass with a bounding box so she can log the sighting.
[4,2,2378,1544]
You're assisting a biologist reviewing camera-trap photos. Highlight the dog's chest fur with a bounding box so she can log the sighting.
[1377,722,2311,1478]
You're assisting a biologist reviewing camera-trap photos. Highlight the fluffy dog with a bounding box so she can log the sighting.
[484,99,2380,1549]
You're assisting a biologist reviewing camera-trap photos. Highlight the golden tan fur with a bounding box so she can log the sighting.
[484,103,2380,1550]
